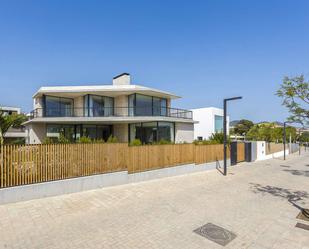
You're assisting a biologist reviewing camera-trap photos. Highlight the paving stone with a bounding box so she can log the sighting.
[0,152,308,249]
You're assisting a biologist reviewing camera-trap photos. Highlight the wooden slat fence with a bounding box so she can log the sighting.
[0,143,128,188]
[195,144,226,164]
[0,143,231,188]
[127,144,195,173]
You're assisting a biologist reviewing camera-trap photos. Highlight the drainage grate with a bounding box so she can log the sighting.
[295,222,309,231]
[296,209,309,222]
[193,223,236,246]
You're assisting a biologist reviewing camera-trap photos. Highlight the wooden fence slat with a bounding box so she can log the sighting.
[1,143,233,188]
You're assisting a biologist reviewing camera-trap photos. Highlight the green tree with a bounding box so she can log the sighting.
[209,132,225,144]
[233,119,254,135]
[285,126,297,142]
[299,131,309,143]
[276,75,309,125]
[246,123,297,142]
[0,111,27,145]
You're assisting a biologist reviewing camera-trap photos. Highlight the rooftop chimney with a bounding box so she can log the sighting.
[113,73,131,85]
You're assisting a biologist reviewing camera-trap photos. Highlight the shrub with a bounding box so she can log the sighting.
[43,137,57,144]
[77,136,92,143]
[106,135,118,143]
[93,138,105,143]
[209,132,224,144]
[130,139,142,146]
[156,139,173,145]
[58,134,70,144]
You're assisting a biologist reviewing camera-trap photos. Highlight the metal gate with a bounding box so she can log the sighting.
[230,142,238,166]
[245,142,252,162]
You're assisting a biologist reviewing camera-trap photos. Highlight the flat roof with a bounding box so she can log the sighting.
[33,84,181,99]
[0,106,21,112]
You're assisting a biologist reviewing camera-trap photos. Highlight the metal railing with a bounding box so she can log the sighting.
[30,107,193,119]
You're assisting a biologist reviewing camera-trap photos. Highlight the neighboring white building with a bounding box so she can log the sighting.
[24,73,196,144]
[0,106,21,115]
[191,107,229,140]
[0,106,27,142]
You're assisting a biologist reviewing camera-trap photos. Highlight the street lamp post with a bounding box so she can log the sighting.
[299,129,301,155]
[283,122,287,160]
[223,96,242,176]
[283,121,295,160]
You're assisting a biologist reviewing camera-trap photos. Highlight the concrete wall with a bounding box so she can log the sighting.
[192,107,229,140]
[114,95,128,116]
[255,141,290,161]
[290,143,299,153]
[33,97,43,109]
[251,141,257,162]
[27,123,46,144]
[0,159,231,205]
[175,122,194,143]
[113,123,128,142]
[74,96,84,117]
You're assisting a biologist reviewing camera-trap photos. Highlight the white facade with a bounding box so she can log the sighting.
[191,107,229,140]
[25,73,195,144]
[0,106,21,115]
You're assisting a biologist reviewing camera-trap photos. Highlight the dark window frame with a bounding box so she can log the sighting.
[128,93,168,117]
[46,123,113,142]
[43,94,74,117]
[83,94,114,117]
[128,121,175,144]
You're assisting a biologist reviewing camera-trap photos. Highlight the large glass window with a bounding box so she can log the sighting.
[46,124,112,142]
[128,94,135,116]
[129,122,174,144]
[44,96,73,117]
[84,95,114,117]
[158,122,174,142]
[129,94,168,116]
[153,97,161,116]
[129,123,142,142]
[214,115,223,133]
[82,125,112,141]
[142,122,157,144]
[160,99,167,116]
[46,124,76,142]
[135,94,153,116]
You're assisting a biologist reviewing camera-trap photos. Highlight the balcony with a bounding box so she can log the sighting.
[30,107,193,120]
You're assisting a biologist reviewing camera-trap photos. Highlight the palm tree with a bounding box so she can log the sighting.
[0,110,27,145]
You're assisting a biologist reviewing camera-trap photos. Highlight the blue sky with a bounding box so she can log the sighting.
[0,0,308,122]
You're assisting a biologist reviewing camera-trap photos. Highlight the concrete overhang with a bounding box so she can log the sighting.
[32,84,181,100]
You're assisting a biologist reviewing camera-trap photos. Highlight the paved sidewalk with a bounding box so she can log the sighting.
[0,152,308,249]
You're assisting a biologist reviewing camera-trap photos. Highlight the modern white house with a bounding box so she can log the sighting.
[0,106,27,143]
[191,107,229,140]
[24,73,196,144]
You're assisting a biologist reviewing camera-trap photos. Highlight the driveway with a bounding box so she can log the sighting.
[0,152,308,249]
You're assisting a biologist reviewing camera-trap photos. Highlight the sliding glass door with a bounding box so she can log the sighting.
[128,94,168,117]
[84,95,114,117]
[44,95,73,117]
[129,122,174,144]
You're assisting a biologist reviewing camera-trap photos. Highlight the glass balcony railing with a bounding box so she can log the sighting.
[30,107,193,119]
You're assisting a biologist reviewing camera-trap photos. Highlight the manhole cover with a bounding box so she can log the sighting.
[296,209,309,222]
[193,223,236,246]
[295,222,309,231]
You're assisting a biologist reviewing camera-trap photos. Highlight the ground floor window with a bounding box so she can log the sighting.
[46,124,112,142]
[129,122,175,144]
